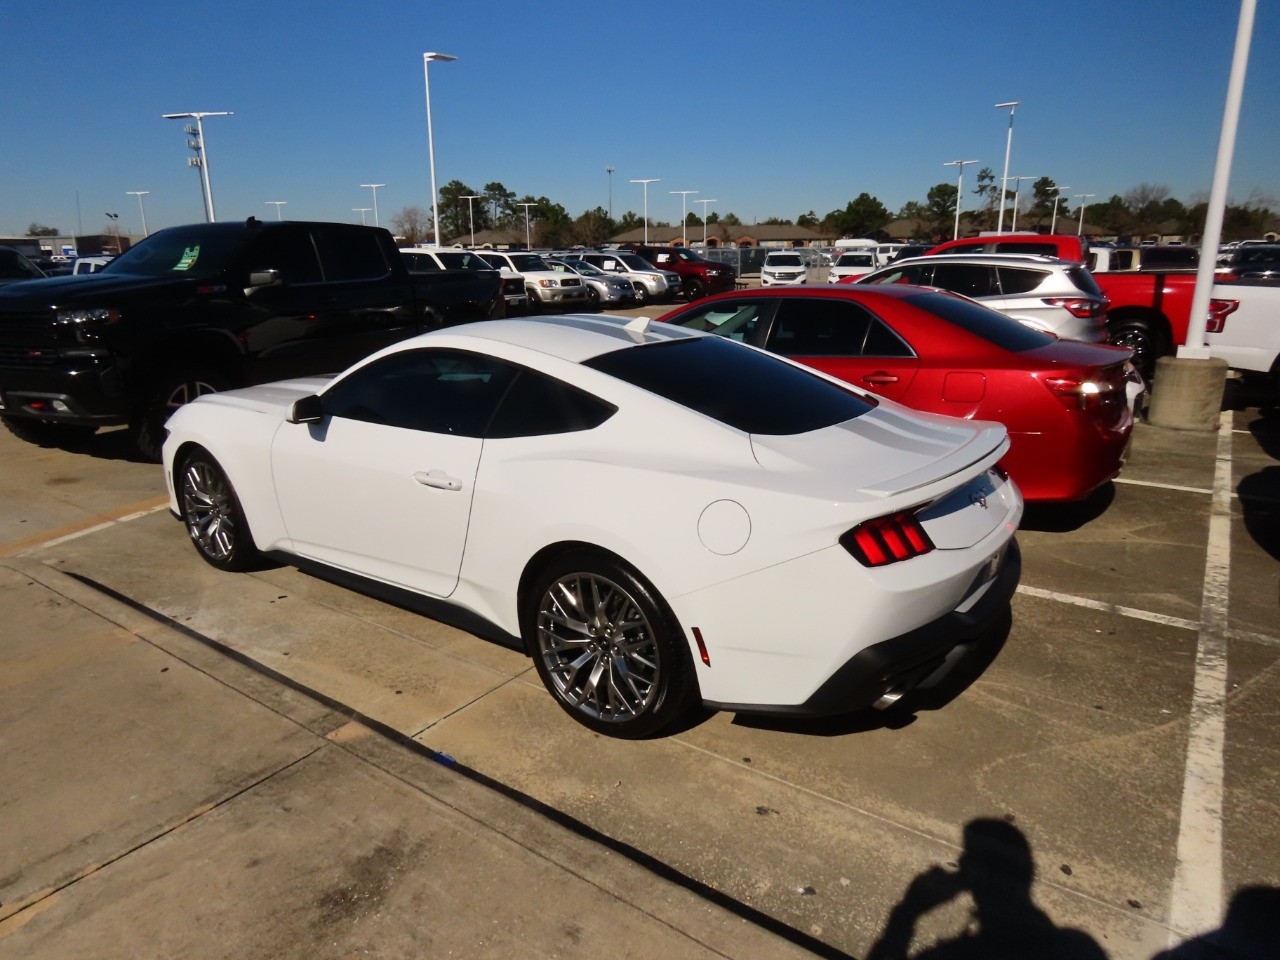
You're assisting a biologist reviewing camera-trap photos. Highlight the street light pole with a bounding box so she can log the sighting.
[630,179,659,244]
[1049,186,1070,234]
[360,183,385,228]
[162,111,232,222]
[606,166,614,221]
[695,198,717,246]
[994,100,1019,234]
[517,202,536,250]
[670,190,697,245]
[461,194,483,246]
[422,51,457,247]
[1075,194,1096,235]
[352,207,371,225]
[1007,175,1039,232]
[126,190,150,236]
[942,160,978,240]
[266,201,287,220]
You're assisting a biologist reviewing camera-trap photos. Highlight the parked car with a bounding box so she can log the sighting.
[925,233,1089,262]
[853,254,1109,342]
[876,243,907,265]
[1216,244,1280,282]
[659,286,1135,503]
[761,250,814,286]
[623,244,737,300]
[0,219,503,460]
[1090,245,1198,272]
[163,313,1021,737]
[0,247,47,284]
[561,250,680,304]
[72,256,115,275]
[544,258,639,308]
[474,251,589,313]
[401,246,528,314]
[1206,282,1280,391]
[828,251,879,283]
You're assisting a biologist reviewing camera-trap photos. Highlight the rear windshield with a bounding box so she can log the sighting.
[584,336,874,435]
[904,291,1056,352]
[1066,265,1103,296]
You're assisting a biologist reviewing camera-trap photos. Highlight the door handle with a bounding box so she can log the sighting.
[862,372,900,385]
[413,470,463,491]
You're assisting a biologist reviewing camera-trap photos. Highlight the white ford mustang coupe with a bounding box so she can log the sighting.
[163,314,1023,737]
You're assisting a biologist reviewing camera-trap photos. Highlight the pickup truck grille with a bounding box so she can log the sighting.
[0,345,60,367]
[502,277,523,296]
[0,312,63,366]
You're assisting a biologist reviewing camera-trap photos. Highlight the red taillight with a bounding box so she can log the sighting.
[1042,296,1106,319]
[841,510,935,567]
[1206,298,1239,333]
[1042,375,1120,411]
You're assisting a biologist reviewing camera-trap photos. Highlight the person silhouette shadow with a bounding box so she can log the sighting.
[1151,885,1280,960]
[867,818,1109,960]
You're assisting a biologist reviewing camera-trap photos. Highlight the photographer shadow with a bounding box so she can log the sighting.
[867,818,1107,960]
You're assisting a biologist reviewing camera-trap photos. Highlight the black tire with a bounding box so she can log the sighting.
[525,289,541,314]
[1107,317,1165,384]
[683,277,708,301]
[1,415,97,447]
[523,550,698,738]
[585,285,601,310]
[176,448,260,572]
[134,370,229,463]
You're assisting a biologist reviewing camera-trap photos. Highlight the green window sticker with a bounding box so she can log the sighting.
[174,245,200,271]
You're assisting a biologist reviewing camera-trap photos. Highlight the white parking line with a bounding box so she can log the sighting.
[1015,585,1200,631]
[1167,410,1234,942]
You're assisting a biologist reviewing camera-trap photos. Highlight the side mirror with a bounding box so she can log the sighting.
[247,268,281,290]
[287,394,324,424]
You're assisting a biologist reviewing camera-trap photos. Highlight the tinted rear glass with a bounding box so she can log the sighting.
[1066,265,1103,296]
[904,291,1056,352]
[583,337,874,435]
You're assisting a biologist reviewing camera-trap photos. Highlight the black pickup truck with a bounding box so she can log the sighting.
[0,218,503,459]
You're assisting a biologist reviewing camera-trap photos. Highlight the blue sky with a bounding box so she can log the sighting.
[4,1,1278,239]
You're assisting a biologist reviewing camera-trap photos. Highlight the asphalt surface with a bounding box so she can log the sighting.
[0,346,1277,959]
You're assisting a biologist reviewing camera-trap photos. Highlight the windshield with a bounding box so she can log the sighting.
[566,260,603,277]
[671,248,705,262]
[837,254,874,267]
[584,336,873,435]
[0,248,46,280]
[510,254,550,272]
[437,251,494,271]
[102,226,247,280]
[618,253,653,272]
[767,254,803,266]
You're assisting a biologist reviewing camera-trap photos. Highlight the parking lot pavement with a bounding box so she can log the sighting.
[0,402,1277,959]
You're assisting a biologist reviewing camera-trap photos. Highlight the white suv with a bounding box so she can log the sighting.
[760,250,814,286]
[827,251,878,283]
[401,247,528,313]
[476,251,589,312]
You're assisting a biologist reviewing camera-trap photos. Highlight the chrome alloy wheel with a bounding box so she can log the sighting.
[180,459,238,562]
[536,572,661,723]
[164,378,221,416]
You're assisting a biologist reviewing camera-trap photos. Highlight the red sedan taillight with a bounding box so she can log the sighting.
[1206,298,1239,333]
[1042,375,1120,411]
[841,510,935,567]
[1042,296,1108,318]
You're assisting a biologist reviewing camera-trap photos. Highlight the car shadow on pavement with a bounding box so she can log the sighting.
[1019,484,1116,534]
[730,609,1011,739]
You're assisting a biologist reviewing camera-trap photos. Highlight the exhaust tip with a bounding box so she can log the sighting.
[872,685,908,710]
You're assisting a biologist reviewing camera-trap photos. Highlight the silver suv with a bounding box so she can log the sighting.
[562,251,680,304]
[856,254,1108,342]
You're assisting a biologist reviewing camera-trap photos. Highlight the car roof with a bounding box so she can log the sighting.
[886,253,1067,267]
[427,314,703,364]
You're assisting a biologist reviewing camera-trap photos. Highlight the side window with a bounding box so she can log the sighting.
[862,318,915,358]
[599,258,619,271]
[868,264,929,286]
[996,267,1050,294]
[929,263,996,298]
[665,299,776,343]
[324,349,517,436]
[401,253,442,273]
[314,228,392,282]
[767,299,872,356]
[487,369,616,438]
[245,230,323,285]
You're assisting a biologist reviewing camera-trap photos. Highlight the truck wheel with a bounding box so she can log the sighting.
[134,370,229,463]
[683,277,707,301]
[1107,319,1165,383]
[1,415,97,448]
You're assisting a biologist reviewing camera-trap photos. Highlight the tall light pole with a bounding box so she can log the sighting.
[105,212,121,253]
[162,111,232,222]
[1075,194,1096,235]
[1007,175,1039,232]
[517,202,536,250]
[696,198,717,246]
[606,166,614,221]
[422,51,457,247]
[126,190,150,236]
[352,207,371,225]
[994,100,1019,234]
[360,183,385,228]
[1050,186,1071,234]
[630,179,659,244]
[266,200,287,220]
[461,193,482,246]
[943,160,978,240]
[669,190,697,245]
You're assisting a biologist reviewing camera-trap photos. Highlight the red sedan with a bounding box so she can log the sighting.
[657,285,1134,503]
